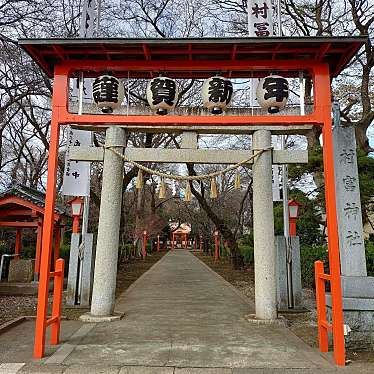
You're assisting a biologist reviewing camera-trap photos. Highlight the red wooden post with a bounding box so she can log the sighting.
[15,228,22,258]
[214,231,219,261]
[50,258,64,345]
[53,225,61,265]
[289,218,297,237]
[72,216,80,233]
[33,95,61,358]
[315,261,329,352]
[142,230,147,258]
[35,219,43,277]
[157,235,160,252]
[319,66,345,366]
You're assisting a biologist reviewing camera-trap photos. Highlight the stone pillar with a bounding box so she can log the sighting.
[252,130,277,320]
[326,102,374,348]
[80,233,94,307]
[66,233,80,306]
[89,127,125,318]
[333,117,366,276]
[276,236,303,311]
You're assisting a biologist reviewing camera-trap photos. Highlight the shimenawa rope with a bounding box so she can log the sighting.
[103,145,273,182]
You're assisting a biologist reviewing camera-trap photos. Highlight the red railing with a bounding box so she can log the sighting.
[49,259,65,345]
[34,258,64,358]
[314,260,345,366]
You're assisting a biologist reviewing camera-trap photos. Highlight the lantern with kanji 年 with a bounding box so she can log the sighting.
[201,76,233,114]
[146,77,178,115]
[92,75,125,113]
[256,75,289,114]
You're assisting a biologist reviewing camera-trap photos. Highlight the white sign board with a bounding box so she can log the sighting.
[248,0,274,37]
[248,1,274,106]
[62,128,91,197]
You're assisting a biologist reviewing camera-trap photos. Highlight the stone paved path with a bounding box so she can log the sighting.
[1,249,373,373]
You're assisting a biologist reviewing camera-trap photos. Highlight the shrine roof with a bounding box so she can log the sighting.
[0,184,66,216]
[18,36,366,78]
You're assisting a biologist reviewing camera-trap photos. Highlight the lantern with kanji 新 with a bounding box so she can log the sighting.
[256,75,289,113]
[202,76,233,114]
[92,75,124,113]
[146,76,178,115]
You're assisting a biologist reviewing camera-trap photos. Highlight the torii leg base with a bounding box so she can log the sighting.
[79,312,123,323]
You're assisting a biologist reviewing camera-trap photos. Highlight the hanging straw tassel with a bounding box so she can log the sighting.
[184,181,192,202]
[136,169,143,189]
[210,178,218,199]
[159,177,166,199]
[234,171,241,190]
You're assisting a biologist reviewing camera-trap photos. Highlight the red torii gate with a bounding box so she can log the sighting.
[18,36,366,365]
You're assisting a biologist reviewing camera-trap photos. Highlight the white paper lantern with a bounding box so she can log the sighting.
[256,75,289,113]
[202,76,233,114]
[146,77,178,115]
[92,75,124,113]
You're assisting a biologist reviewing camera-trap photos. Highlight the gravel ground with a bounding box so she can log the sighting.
[0,296,38,325]
[0,251,165,325]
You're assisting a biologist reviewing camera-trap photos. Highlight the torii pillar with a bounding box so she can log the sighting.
[253,130,277,320]
[82,126,125,321]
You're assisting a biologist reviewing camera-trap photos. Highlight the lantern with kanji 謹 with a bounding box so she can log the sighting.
[146,76,178,115]
[256,75,289,113]
[202,76,233,114]
[92,75,124,113]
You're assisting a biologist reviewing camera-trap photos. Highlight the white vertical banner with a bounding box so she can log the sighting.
[77,0,100,100]
[248,0,274,37]
[80,0,99,37]
[62,129,91,196]
[63,0,100,197]
[248,1,279,201]
[248,1,274,107]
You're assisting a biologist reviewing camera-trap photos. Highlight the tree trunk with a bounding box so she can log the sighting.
[355,119,374,154]
[186,164,244,269]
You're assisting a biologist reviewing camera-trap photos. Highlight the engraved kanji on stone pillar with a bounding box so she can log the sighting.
[333,103,367,277]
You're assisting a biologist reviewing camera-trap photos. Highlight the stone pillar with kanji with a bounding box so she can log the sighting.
[326,103,374,349]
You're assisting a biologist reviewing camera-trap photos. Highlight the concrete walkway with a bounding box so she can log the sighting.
[2,249,372,373]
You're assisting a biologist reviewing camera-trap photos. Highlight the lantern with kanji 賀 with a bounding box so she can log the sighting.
[256,75,289,114]
[202,76,233,114]
[92,75,124,113]
[146,77,178,115]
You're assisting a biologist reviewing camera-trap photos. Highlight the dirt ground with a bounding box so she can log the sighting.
[197,252,374,364]
[0,251,165,325]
